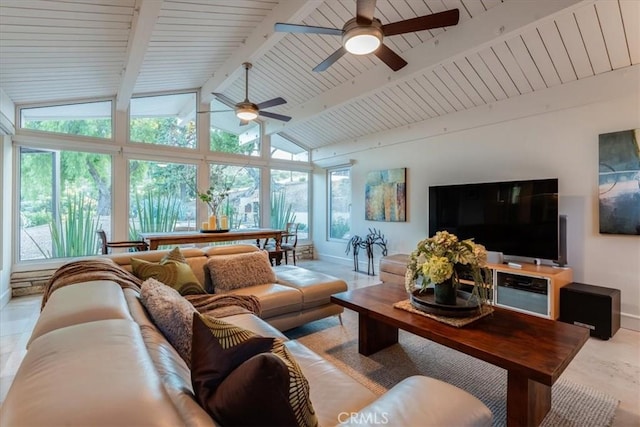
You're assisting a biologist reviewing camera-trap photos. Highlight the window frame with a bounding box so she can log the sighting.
[327,166,351,241]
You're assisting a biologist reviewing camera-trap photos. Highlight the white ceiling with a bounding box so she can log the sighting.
[1,0,638,151]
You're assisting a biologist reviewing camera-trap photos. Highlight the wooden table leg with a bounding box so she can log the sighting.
[507,372,551,427]
[358,314,398,356]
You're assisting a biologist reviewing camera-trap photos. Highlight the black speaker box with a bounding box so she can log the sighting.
[560,282,620,340]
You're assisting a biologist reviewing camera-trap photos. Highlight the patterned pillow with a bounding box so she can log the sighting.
[140,278,197,367]
[191,313,318,427]
[206,251,276,292]
[132,247,205,296]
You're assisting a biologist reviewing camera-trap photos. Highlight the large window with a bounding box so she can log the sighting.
[270,133,309,162]
[209,99,260,156]
[19,147,112,260]
[130,93,197,149]
[20,101,112,139]
[210,164,260,229]
[270,169,309,239]
[329,168,351,240]
[129,160,196,239]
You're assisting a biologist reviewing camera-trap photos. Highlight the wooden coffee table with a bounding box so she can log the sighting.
[331,283,589,427]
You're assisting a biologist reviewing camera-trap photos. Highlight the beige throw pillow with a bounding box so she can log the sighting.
[206,251,276,292]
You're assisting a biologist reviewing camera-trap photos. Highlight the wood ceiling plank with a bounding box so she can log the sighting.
[372,92,413,127]
[3,17,131,29]
[505,36,547,91]
[432,65,475,109]
[441,61,485,107]
[0,6,133,21]
[537,20,577,83]
[554,12,594,79]
[574,4,611,74]
[466,51,508,100]
[520,29,562,87]
[383,85,429,122]
[453,57,496,103]
[596,0,631,69]
[406,77,447,116]
[395,81,437,118]
[492,41,533,94]
[459,0,487,18]
[416,73,457,114]
[619,0,639,64]
[478,46,521,97]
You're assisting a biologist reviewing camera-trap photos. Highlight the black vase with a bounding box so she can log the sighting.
[434,279,456,305]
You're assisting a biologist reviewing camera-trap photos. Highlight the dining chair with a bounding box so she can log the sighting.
[96,229,148,254]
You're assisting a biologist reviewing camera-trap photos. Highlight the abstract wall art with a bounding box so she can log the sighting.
[365,167,406,222]
[598,129,640,235]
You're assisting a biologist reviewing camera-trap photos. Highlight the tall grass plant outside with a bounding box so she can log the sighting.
[129,192,180,239]
[28,192,100,258]
[270,190,296,230]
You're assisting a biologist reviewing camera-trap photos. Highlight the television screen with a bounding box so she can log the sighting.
[428,178,559,261]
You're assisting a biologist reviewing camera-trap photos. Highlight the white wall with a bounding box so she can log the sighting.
[0,89,15,309]
[1,136,13,309]
[312,66,640,330]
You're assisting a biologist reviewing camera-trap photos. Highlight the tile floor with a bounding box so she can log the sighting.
[1,259,638,426]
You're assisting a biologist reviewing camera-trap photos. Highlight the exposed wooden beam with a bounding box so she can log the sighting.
[265,0,590,135]
[115,0,163,111]
[199,0,322,105]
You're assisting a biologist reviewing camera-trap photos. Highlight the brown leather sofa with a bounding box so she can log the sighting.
[1,247,493,426]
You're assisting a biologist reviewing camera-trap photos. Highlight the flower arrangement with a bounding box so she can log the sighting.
[405,231,492,305]
[197,185,230,216]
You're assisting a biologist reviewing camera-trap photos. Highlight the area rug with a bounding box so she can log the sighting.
[286,311,619,427]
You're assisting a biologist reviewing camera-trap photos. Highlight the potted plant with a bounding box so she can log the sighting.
[405,231,492,311]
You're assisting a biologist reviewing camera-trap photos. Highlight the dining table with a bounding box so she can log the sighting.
[137,228,284,251]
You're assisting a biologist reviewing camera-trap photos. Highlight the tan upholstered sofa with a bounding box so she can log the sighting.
[1,246,493,426]
[108,244,347,331]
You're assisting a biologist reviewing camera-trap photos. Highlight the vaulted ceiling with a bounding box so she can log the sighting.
[1,0,638,151]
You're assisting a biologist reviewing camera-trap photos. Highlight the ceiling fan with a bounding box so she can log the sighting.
[198,62,291,123]
[274,0,459,72]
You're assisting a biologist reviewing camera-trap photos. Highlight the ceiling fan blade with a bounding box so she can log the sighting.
[374,44,408,71]
[256,97,287,109]
[313,46,348,72]
[211,92,238,108]
[382,9,460,36]
[274,23,342,36]
[356,0,377,25]
[258,111,292,122]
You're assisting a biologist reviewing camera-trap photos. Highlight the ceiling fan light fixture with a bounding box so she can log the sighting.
[345,33,381,54]
[343,18,383,55]
[236,102,259,121]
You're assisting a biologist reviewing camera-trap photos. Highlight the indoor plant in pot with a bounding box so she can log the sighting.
[405,231,492,314]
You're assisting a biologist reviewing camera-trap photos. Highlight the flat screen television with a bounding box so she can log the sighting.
[428,178,559,261]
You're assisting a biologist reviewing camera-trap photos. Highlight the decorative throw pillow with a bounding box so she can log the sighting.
[132,247,205,296]
[140,278,197,366]
[206,251,276,292]
[191,313,318,427]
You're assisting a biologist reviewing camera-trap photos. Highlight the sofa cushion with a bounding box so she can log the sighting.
[132,247,205,296]
[2,319,185,427]
[225,283,303,318]
[275,265,348,309]
[191,314,318,427]
[27,280,132,348]
[140,277,197,367]
[206,250,276,292]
